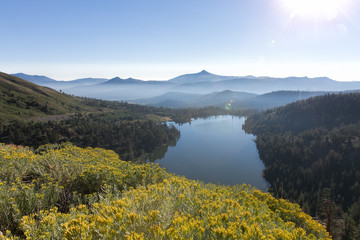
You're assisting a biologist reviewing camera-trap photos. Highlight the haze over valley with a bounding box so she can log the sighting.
[13,71,360,110]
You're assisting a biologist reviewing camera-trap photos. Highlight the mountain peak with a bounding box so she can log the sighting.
[103,76,142,85]
[169,70,229,83]
[199,70,210,74]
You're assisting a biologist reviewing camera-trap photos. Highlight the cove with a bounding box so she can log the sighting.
[153,115,268,191]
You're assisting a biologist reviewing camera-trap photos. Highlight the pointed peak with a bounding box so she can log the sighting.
[199,70,210,74]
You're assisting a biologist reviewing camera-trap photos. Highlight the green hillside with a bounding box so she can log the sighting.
[0,72,98,121]
[0,143,329,239]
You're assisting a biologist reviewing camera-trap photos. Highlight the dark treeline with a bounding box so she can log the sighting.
[243,93,360,239]
[0,113,179,162]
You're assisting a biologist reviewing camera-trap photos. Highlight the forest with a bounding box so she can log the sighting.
[243,93,360,239]
[0,115,179,162]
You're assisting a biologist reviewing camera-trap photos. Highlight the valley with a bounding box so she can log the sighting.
[1,71,360,239]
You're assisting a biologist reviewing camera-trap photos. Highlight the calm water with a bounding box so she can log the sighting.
[154,115,268,191]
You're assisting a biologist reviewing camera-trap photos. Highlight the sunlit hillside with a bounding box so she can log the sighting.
[0,143,329,239]
[0,72,96,121]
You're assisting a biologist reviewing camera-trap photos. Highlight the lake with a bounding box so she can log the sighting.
[154,115,268,191]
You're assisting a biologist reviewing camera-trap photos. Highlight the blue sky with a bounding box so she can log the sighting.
[1,0,360,81]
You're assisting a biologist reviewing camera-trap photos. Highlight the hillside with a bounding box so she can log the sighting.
[0,72,97,121]
[133,90,327,110]
[133,90,257,108]
[233,90,327,110]
[244,93,360,134]
[132,92,202,108]
[0,143,330,239]
[193,90,257,107]
[243,93,360,238]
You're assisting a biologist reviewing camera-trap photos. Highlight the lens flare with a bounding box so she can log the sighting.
[225,100,233,111]
[281,0,349,20]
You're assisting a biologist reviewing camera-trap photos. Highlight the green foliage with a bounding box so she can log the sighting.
[244,93,360,239]
[0,143,329,239]
[0,115,180,161]
[243,93,360,135]
[0,143,167,237]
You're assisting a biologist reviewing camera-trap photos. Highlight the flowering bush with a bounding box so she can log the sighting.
[0,143,330,239]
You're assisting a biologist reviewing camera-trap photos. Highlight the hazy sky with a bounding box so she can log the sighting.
[1,0,360,81]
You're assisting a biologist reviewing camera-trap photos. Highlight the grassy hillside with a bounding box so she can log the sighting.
[0,72,99,121]
[0,143,329,239]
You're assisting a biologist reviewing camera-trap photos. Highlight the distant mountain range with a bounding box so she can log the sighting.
[12,71,360,110]
[12,73,108,90]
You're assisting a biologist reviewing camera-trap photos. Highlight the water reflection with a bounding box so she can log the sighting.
[150,115,269,191]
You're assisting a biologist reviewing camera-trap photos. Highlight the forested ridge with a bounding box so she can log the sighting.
[244,93,360,135]
[243,93,360,239]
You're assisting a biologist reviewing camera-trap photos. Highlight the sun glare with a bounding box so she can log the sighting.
[282,0,347,20]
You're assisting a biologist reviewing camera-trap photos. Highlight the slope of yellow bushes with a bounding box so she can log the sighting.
[0,143,330,239]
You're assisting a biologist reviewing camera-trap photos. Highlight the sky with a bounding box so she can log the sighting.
[1,0,360,81]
